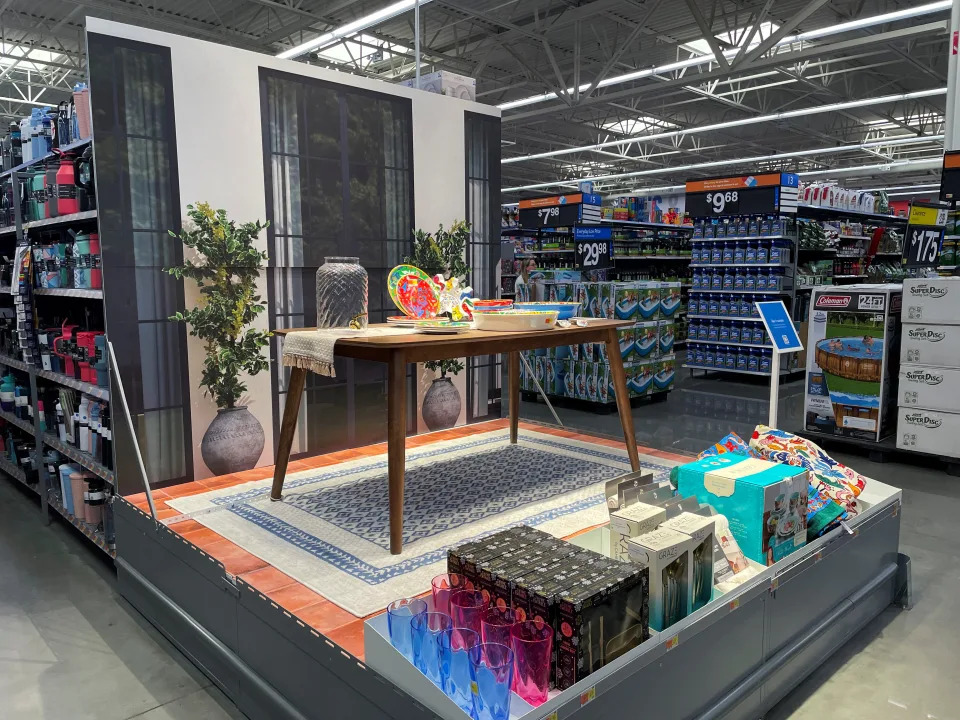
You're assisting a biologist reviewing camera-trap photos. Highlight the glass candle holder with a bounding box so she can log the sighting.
[511,620,553,707]
[469,642,514,720]
[386,598,427,664]
[412,612,452,687]
[450,589,485,635]
[431,573,467,616]
[439,627,480,716]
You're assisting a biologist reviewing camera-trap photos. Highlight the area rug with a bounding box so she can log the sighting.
[167,429,679,616]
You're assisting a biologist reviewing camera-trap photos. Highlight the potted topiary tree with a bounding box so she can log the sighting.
[406,220,471,430]
[167,202,272,475]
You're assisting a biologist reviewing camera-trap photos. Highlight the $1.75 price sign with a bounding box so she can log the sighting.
[903,203,948,268]
[574,227,614,270]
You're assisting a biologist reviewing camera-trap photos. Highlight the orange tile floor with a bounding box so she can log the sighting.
[124,419,690,659]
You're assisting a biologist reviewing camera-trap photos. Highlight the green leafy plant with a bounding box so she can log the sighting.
[166,202,272,409]
[405,220,471,377]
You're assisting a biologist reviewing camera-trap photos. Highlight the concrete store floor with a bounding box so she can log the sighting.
[1,363,957,719]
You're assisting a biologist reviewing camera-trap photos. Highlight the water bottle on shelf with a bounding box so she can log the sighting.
[722,242,734,264]
[756,240,770,264]
[733,240,746,264]
[718,294,731,317]
[760,349,772,374]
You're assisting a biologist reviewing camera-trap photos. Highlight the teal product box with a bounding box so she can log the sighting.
[535,357,546,392]
[628,361,656,396]
[580,342,594,363]
[569,343,579,361]
[563,359,576,397]
[583,283,600,318]
[654,356,676,393]
[658,320,675,355]
[614,283,640,322]
[544,359,557,395]
[634,281,661,320]
[586,363,599,402]
[659,282,682,319]
[634,321,660,359]
[676,454,808,566]
[554,345,571,360]
[595,341,609,364]
[598,282,614,319]
[597,364,610,403]
[618,329,635,360]
[575,361,589,399]
[554,283,575,302]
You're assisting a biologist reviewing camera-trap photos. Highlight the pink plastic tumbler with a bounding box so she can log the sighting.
[449,589,485,635]
[511,620,553,706]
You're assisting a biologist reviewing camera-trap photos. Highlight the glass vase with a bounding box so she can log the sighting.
[316,256,368,329]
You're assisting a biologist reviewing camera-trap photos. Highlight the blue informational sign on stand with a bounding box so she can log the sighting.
[756,300,803,353]
[755,300,802,429]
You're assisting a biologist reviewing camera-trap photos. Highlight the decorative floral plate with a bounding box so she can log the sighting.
[388,265,441,318]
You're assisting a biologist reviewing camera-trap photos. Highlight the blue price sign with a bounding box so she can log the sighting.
[756,301,803,353]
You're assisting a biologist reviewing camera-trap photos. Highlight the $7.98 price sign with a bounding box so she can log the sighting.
[706,190,739,214]
[537,206,559,224]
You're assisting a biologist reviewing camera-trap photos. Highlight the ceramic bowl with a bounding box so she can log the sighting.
[473,310,559,332]
[512,301,581,320]
[472,299,514,313]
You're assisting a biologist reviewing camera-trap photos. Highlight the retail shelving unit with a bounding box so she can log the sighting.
[0,137,115,558]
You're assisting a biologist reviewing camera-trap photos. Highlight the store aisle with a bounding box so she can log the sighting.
[0,480,243,720]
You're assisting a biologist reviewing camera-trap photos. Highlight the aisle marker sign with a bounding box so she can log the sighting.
[756,300,803,429]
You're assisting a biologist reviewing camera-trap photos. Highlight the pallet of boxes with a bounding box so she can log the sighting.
[521,279,679,404]
[897,278,960,465]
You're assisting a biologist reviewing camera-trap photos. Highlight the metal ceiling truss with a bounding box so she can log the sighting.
[1,0,948,194]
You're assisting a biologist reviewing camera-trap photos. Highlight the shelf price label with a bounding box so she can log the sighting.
[574,226,614,270]
[903,201,948,268]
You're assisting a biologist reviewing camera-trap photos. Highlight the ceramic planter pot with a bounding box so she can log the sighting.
[201,406,265,476]
[422,377,461,431]
[316,256,368,329]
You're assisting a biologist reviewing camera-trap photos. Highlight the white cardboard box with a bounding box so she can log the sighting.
[609,502,666,562]
[900,323,960,367]
[898,364,960,413]
[660,512,716,612]
[897,406,960,458]
[399,71,476,101]
[627,527,695,631]
[902,277,960,325]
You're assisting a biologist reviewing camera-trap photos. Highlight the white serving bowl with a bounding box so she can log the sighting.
[473,310,559,332]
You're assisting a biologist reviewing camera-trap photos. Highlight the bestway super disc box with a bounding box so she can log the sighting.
[676,454,808,566]
[902,277,960,325]
[804,284,902,442]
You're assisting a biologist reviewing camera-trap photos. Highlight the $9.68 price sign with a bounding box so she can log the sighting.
[575,239,613,270]
[706,190,739,214]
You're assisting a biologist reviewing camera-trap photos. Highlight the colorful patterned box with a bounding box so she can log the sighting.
[676,454,808,566]
[658,320,675,355]
[654,357,676,393]
[634,321,660,360]
[614,283,640,322]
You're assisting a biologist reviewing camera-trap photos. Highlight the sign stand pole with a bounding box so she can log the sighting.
[768,350,780,429]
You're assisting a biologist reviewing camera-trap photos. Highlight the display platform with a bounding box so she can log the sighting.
[116,417,906,720]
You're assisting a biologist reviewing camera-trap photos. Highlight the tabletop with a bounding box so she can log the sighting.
[276,320,632,363]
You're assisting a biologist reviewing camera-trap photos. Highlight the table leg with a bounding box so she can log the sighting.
[605,330,640,471]
[508,350,520,443]
[271,366,307,501]
[388,352,407,554]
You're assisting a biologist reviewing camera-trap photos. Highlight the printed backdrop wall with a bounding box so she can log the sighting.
[87,18,500,484]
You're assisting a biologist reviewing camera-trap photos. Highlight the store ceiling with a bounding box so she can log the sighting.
[10,0,950,200]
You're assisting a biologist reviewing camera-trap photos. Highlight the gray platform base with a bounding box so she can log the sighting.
[116,489,903,720]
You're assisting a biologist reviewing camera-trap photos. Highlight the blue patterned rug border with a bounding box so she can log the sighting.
[210,431,651,509]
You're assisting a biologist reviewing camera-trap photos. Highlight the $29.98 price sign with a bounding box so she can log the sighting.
[575,237,613,271]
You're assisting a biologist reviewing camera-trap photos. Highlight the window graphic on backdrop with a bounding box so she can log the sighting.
[465,111,502,422]
[260,69,415,457]
[88,34,192,489]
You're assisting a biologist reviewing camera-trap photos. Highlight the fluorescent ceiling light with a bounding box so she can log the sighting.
[502,135,943,193]
[857,183,942,192]
[797,158,943,178]
[886,189,941,196]
[496,1,950,112]
[277,0,434,59]
[502,88,946,165]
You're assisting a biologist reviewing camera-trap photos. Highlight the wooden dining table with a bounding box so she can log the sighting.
[271,319,639,554]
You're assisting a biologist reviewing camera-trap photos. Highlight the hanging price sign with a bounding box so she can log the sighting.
[685,173,798,217]
[902,202,948,268]
[940,151,960,202]
[518,193,602,228]
[574,226,614,270]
